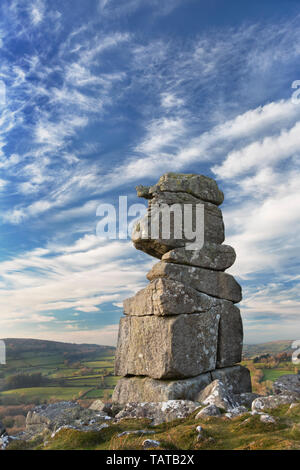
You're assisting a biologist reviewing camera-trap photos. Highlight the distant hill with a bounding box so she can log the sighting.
[0,338,117,405]
[1,338,115,361]
[243,340,294,358]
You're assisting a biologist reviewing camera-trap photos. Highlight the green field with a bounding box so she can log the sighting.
[262,369,294,382]
[0,339,117,405]
[0,386,91,403]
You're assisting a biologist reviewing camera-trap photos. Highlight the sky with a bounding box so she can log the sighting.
[0,0,300,346]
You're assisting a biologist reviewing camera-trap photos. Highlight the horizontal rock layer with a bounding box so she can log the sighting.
[123,278,223,316]
[147,261,242,303]
[136,172,224,206]
[112,365,251,403]
[115,313,220,379]
[162,243,236,271]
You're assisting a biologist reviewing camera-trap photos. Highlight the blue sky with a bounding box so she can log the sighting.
[0,0,300,345]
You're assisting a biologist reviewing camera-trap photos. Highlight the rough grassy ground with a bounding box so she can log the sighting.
[8,402,300,451]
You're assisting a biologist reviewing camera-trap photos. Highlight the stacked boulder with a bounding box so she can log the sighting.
[113,173,251,403]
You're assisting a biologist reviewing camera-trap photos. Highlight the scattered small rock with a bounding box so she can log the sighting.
[115,400,201,426]
[234,392,260,409]
[225,406,248,419]
[196,404,221,419]
[252,395,296,411]
[289,403,299,410]
[142,439,161,449]
[260,414,276,424]
[117,430,155,438]
[89,400,123,417]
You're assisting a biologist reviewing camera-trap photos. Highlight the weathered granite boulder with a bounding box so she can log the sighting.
[211,365,252,395]
[123,278,219,316]
[196,380,239,411]
[132,196,225,258]
[196,404,221,418]
[124,280,242,368]
[252,395,297,412]
[112,373,212,403]
[162,243,236,271]
[273,374,300,398]
[115,313,220,379]
[25,401,111,434]
[137,173,224,206]
[115,400,201,426]
[225,406,248,418]
[147,261,242,303]
[89,400,122,417]
[112,366,252,404]
[233,392,260,409]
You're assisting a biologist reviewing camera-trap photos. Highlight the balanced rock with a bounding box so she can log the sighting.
[113,172,251,405]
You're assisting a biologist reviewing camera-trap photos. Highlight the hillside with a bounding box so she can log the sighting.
[243,340,294,358]
[0,338,116,406]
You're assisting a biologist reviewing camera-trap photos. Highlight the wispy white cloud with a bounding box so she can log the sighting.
[0,234,151,334]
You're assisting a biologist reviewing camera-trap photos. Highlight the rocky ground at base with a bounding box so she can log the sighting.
[1,374,300,450]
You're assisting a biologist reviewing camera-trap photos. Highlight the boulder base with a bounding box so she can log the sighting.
[112,373,212,403]
[113,365,252,403]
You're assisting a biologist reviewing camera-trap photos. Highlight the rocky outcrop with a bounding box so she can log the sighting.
[113,172,251,404]
[252,395,296,411]
[273,374,300,397]
[196,380,240,411]
[25,401,112,434]
[115,400,201,426]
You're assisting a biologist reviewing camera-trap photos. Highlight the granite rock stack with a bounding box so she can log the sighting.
[112,173,251,403]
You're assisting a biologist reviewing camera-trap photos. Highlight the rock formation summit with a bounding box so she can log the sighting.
[112,173,251,403]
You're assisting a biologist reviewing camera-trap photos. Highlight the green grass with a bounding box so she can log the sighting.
[82,360,115,368]
[0,386,91,402]
[262,369,295,382]
[1,387,89,402]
